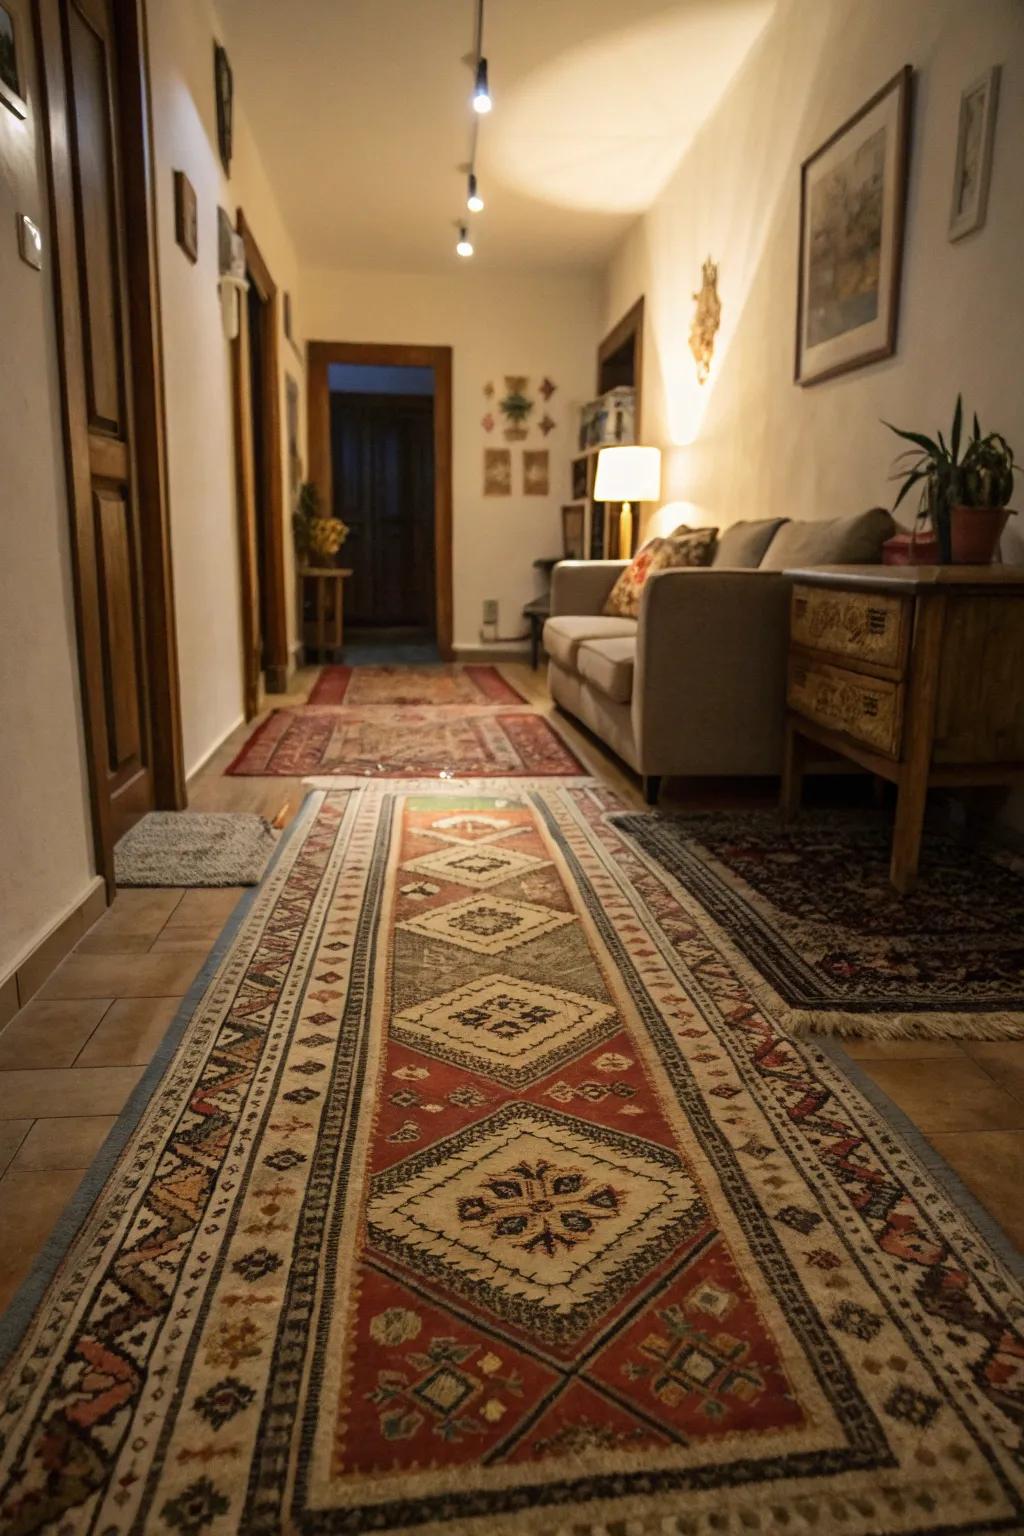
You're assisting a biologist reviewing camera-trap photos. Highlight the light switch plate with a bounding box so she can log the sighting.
[17,213,42,271]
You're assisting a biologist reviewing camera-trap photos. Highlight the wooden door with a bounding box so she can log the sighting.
[329,393,435,630]
[61,0,153,834]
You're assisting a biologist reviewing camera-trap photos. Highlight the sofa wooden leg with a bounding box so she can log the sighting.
[643,774,661,806]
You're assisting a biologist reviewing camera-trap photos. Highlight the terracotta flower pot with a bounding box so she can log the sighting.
[949,504,1012,565]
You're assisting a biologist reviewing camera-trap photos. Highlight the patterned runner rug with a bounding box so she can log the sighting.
[308,663,527,707]
[2,785,1021,1535]
[613,810,1024,1040]
[226,706,583,777]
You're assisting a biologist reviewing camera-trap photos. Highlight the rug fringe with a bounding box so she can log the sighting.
[778,1004,1024,1041]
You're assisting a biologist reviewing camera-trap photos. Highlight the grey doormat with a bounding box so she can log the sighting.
[114,812,277,887]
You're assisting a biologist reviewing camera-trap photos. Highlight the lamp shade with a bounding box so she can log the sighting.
[594,445,661,503]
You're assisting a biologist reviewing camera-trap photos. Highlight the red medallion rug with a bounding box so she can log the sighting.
[1,786,1021,1535]
[307,664,528,707]
[226,706,583,777]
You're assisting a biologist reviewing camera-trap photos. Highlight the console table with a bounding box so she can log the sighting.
[299,566,353,663]
[781,565,1024,892]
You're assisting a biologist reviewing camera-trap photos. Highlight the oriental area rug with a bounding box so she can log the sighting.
[308,663,527,707]
[1,785,1021,1535]
[226,706,583,778]
[614,810,1024,1040]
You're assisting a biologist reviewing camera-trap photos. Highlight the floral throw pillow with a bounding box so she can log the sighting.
[602,528,718,618]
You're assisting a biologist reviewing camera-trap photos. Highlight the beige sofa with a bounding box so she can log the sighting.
[544,508,894,802]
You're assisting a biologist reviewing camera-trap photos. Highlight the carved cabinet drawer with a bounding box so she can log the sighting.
[791,583,909,674]
[787,657,903,759]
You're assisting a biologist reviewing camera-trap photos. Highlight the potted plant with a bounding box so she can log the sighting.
[884,397,1018,564]
[292,482,349,566]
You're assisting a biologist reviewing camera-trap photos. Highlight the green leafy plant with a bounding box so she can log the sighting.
[884,396,1018,562]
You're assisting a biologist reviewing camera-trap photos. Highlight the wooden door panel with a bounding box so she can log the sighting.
[330,393,434,629]
[67,0,125,435]
[61,0,152,819]
[94,486,142,769]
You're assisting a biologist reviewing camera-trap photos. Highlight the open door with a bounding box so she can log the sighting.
[232,209,288,718]
[37,0,184,891]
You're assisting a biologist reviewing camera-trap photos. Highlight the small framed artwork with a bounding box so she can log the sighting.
[0,2,28,119]
[795,66,912,387]
[949,66,1000,242]
[173,171,198,263]
[561,504,584,559]
[214,42,233,173]
[286,375,301,503]
[523,449,549,496]
[571,455,589,500]
[483,448,511,496]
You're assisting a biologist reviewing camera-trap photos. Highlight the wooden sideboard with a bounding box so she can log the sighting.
[781,565,1024,892]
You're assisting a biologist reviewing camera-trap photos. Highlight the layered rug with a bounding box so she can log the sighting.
[2,785,1022,1535]
[308,664,527,708]
[226,706,583,778]
[614,809,1024,1040]
[114,812,277,887]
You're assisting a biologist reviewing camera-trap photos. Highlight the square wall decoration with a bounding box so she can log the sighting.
[795,66,912,387]
[174,171,199,263]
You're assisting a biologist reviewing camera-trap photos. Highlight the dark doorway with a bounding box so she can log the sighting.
[307,342,453,658]
[233,210,288,716]
[330,389,435,642]
[247,280,272,671]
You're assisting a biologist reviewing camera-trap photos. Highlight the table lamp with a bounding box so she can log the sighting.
[594,446,662,558]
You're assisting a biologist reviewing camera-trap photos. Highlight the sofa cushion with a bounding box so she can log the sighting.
[543,614,637,672]
[712,518,788,568]
[603,530,717,618]
[758,506,895,570]
[577,637,636,704]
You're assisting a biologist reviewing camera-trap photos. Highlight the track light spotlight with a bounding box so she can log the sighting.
[456,225,474,257]
[473,56,492,113]
[467,173,484,213]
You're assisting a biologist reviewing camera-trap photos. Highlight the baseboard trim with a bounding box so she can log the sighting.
[185,713,246,787]
[0,875,108,1027]
[453,643,531,662]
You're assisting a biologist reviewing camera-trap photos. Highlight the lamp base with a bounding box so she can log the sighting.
[618,501,634,560]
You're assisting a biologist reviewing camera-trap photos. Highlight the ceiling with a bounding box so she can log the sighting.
[216,0,775,274]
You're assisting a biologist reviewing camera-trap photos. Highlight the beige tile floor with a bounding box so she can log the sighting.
[0,661,1021,1313]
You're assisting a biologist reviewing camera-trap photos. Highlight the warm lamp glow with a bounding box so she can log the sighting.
[594,446,661,503]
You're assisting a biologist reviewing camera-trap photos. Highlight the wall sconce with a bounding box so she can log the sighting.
[689,256,721,385]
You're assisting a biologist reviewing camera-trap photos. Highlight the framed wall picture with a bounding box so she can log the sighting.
[949,66,1000,242]
[286,375,301,503]
[0,2,28,119]
[562,504,584,559]
[483,447,511,497]
[214,42,233,173]
[795,66,912,387]
[523,449,549,496]
[173,170,198,263]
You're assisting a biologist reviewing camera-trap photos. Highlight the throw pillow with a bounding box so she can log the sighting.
[603,528,718,618]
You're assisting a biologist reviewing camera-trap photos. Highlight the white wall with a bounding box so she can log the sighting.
[602,0,1024,543]
[148,0,305,776]
[301,267,600,651]
[0,3,97,979]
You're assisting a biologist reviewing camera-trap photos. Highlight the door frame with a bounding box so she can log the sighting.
[35,0,185,895]
[233,209,288,716]
[597,296,645,436]
[307,340,454,660]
